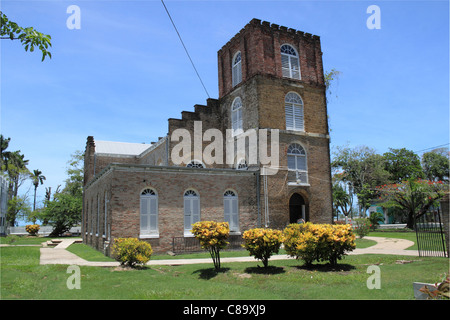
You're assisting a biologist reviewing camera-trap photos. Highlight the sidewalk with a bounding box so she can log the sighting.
[37,236,419,267]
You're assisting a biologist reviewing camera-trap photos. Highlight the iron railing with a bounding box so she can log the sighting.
[415,210,448,257]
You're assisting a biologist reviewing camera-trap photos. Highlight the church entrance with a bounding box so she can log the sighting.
[289,193,308,223]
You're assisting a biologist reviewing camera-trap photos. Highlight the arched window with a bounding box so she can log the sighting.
[184,189,200,235]
[232,51,242,87]
[224,190,239,232]
[281,44,300,80]
[140,188,158,237]
[186,160,205,168]
[285,92,304,131]
[287,143,308,184]
[231,97,243,136]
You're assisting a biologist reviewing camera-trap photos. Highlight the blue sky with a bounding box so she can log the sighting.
[1,0,449,212]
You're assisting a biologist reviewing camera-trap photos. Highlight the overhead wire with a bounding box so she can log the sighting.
[160,0,210,99]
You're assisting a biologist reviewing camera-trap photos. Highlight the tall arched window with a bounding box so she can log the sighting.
[281,44,300,80]
[224,190,239,232]
[285,92,304,131]
[232,51,242,87]
[140,188,158,237]
[184,189,200,235]
[287,143,308,184]
[231,97,243,136]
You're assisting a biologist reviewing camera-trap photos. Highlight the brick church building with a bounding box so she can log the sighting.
[83,19,333,254]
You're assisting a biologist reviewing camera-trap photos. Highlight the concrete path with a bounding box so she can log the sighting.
[36,236,420,267]
[349,236,418,256]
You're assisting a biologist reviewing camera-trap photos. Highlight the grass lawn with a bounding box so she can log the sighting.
[1,233,449,300]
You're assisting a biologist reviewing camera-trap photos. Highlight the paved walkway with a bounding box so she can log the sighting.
[36,236,419,267]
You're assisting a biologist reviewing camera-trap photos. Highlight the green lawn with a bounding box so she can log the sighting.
[1,234,449,300]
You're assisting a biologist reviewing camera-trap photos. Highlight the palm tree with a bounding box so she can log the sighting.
[32,169,46,212]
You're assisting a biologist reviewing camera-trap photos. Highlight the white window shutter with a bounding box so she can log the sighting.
[149,197,157,232]
[287,155,296,170]
[285,105,294,130]
[140,197,149,233]
[224,198,231,225]
[184,198,192,231]
[293,105,304,130]
[290,56,300,79]
[281,54,290,78]
[192,198,200,224]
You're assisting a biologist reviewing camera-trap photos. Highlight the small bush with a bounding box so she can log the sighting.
[283,222,356,266]
[353,218,371,238]
[368,212,384,230]
[111,238,153,267]
[191,221,229,270]
[242,228,284,267]
[25,224,40,236]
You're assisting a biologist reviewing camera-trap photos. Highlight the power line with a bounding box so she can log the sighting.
[414,143,449,154]
[160,0,210,99]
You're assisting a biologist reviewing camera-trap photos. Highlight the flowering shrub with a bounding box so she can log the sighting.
[191,221,229,270]
[25,224,40,236]
[353,218,371,238]
[242,228,284,267]
[283,222,355,266]
[111,238,153,267]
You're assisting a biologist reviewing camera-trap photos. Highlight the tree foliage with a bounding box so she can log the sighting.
[376,179,447,229]
[383,148,423,182]
[40,151,83,236]
[422,150,449,182]
[1,11,52,61]
[191,221,230,270]
[331,144,449,222]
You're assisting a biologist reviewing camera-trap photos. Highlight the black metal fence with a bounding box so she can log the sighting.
[172,234,244,254]
[415,210,448,257]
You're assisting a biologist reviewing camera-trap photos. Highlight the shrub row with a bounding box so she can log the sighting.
[111,221,356,269]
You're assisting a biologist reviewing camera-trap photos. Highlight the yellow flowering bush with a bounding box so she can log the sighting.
[25,224,40,236]
[242,228,284,268]
[111,238,153,267]
[191,221,230,270]
[283,222,355,266]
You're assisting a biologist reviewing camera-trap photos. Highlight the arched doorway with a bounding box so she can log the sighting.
[289,193,308,223]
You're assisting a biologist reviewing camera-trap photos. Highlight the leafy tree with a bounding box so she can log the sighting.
[376,179,447,229]
[191,221,230,270]
[332,145,391,215]
[40,151,83,236]
[383,148,423,182]
[7,194,32,226]
[422,150,449,182]
[43,192,82,236]
[1,138,30,226]
[1,11,52,61]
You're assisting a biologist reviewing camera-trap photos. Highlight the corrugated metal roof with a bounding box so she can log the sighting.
[95,140,151,156]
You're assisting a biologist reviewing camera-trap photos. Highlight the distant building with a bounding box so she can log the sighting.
[83,19,333,254]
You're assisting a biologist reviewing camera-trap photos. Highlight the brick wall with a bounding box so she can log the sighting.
[84,164,258,253]
[218,18,324,98]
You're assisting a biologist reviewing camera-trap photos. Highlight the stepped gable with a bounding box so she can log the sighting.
[168,98,222,133]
